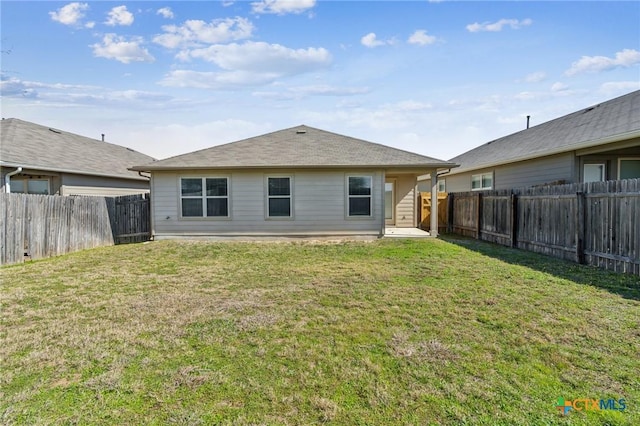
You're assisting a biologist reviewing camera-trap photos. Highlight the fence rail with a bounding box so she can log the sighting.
[1,193,150,265]
[447,179,639,275]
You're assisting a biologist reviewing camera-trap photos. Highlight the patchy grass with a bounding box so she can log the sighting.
[1,237,638,425]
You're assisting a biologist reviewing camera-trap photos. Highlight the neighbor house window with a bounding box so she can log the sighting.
[180,177,229,218]
[471,172,493,190]
[267,176,292,218]
[618,158,640,180]
[437,179,446,193]
[347,176,372,216]
[10,179,49,195]
[583,163,605,183]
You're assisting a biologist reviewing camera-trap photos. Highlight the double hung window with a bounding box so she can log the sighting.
[471,172,493,190]
[347,176,372,216]
[267,177,292,218]
[181,177,229,217]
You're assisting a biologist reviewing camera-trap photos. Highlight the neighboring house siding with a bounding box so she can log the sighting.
[0,167,62,195]
[60,174,149,196]
[392,174,416,227]
[428,153,575,192]
[440,174,470,193]
[152,169,385,237]
[1,167,149,196]
[578,144,640,181]
[493,153,574,189]
[61,186,149,196]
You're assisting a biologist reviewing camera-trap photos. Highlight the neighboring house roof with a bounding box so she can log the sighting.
[132,125,457,171]
[447,89,640,175]
[1,118,155,181]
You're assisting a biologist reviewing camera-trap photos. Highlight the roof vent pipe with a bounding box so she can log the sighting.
[526,115,530,129]
[101,133,105,141]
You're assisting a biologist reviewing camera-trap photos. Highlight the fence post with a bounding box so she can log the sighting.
[576,191,586,264]
[447,193,454,233]
[476,192,483,240]
[510,192,518,248]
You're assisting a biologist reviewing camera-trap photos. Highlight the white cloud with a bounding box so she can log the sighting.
[550,82,569,92]
[157,7,174,19]
[407,30,437,46]
[361,33,392,48]
[91,34,155,64]
[159,41,332,89]
[159,69,281,89]
[524,71,546,83]
[178,41,331,74]
[0,76,172,107]
[251,0,316,15]
[565,49,640,76]
[49,2,89,27]
[125,120,274,159]
[466,18,532,33]
[105,5,134,26]
[153,17,254,49]
[253,85,370,100]
[0,76,38,98]
[599,80,640,95]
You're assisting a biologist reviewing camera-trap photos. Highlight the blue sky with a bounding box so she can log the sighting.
[1,1,639,161]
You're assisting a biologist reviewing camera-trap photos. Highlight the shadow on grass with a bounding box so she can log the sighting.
[439,234,640,302]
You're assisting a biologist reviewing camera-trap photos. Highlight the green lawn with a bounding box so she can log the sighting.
[1,236,638,425]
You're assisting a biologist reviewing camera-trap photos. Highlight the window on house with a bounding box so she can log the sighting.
[471,172,493,190]
[618,158,640,179]
[267,177,292,217]
[180,177,229,218]
[348,176,372,216]
[437,179,446,193]
[10,179,49,195]
[583,164,605,183]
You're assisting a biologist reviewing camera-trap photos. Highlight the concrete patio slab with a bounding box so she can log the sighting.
[384,227,432,238]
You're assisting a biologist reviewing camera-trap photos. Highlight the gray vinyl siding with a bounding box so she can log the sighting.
[494,153,574,189]
[60,174,149,196]
[436,152,575,192]
[440,174,470,193]
[578,145,640,181]
[151,169,385,237]
[390,174,416,227]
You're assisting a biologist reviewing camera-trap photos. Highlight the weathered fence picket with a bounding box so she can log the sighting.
[0,193,150,265]
[449,179,640,275]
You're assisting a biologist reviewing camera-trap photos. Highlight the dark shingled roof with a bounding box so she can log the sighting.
[1,118,155,180]
[132,125,456,171]
[449,90,640,174]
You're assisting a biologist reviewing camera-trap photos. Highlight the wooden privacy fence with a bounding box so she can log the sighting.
[418,192,448,232]
[448,179,640,275]
[1,193,150,265]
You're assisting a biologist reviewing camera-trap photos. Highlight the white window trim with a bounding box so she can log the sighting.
[346,175,373,218]
[617,157,640,180]
[437,178,446,193]
[583,163,606,183]
[265,175,294,220]
[179,176,230,220]
[471,172,493,191]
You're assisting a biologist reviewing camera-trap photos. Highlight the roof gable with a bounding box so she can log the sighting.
[133,125,455,171]
[449,90,640,174]
[0,118,155,180]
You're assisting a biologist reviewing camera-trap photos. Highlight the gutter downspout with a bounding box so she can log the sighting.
[5,166,23,193]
